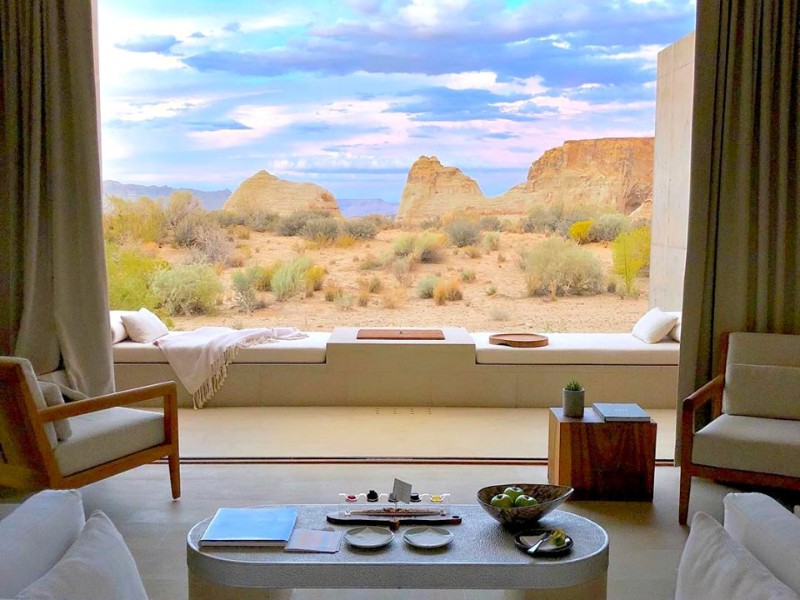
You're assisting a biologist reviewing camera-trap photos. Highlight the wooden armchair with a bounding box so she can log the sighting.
[679,332,800,524]
[0,356,180,498]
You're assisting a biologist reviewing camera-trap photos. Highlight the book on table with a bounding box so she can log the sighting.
[199,506,298,547]
[284,528,344,553]
[592,403,651,422]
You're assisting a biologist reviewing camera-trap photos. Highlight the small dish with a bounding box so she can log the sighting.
[344,526,394,549]
[514,529,573,556]
[403,526,454,549]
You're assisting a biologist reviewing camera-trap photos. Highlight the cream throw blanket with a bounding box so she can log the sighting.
[155,327,307,408]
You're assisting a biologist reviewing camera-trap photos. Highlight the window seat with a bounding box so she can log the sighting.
[113,328,679,409]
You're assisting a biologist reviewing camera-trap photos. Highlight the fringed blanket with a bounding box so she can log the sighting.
[155,327,307,409]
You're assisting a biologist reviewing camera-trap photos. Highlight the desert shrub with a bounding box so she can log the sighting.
[343,218,378,240]
[359,253,384,270]
[368,276,382,293]
[391,256,414,285]
[335,234,357,249]
[497,253,506,263]
[589,213,630,242]
[416,276,439,299]
[248,262,281,292]
[231,268,263,314]
[105,242,167,313]
[485,284,497,296]
[380,286,406,308]
[302,217,341,245]
[393,233,417,257]
[482,231,501,252]
[334,293,355,311]
[360,214,394,230]
[172,213,205,248]
[151,263,223,316]
[489,306,510,321]
[461,269,476,282]
[226,253,245,268]
[444,219,480,247]
[612,225,651,295]
[165,191,203,229]
[303,264,326,293]
[357,289,370,307]
[568,220,593,244]
[271,256,313,301]
[209,211,248,228]
[521,203,602,237]
[191,226,235,266]
[231,224,251,240]
[463,245,482,259]
[478,216,503,231]
[419,216,442,230]
[104,196,168,244]
[414,232,446,263]
[323,282,343,302]
[277,211,326,236]
[519,237,604,299]
[245,210,279,232]
[433,278,463,305]
[521,205,553,234]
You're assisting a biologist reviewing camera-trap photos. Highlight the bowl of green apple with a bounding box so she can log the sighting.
[476,483,574,530]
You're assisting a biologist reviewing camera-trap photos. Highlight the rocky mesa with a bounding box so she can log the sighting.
[224,170,341,216]
[397,137,654,223]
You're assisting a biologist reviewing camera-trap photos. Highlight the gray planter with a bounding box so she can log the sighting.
[562,388,585,418]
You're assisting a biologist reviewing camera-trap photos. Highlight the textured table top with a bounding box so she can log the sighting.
[187,504,609,590]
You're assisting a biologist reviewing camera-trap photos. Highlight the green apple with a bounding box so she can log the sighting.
[502,486,525,502]
[489,493,514,509]
[514,494,539,507]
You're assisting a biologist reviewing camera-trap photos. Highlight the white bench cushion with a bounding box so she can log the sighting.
[724,493,800,594]
[113,331,330,364]
[692,414,800,478]
[472,333,679,365]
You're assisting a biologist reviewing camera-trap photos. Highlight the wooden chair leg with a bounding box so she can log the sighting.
[169,451,181,499]
[679,467,691,525]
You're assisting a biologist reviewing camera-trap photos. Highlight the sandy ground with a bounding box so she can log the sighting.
[160,228,649,334]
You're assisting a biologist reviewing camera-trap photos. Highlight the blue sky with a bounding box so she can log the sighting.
[98,0,696,202]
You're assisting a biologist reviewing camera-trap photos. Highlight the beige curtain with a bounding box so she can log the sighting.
[0,0,114,395]
[677,0,800,456]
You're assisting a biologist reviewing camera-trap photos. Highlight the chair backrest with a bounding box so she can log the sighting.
[723,333,800,420]
[0,357,60,489]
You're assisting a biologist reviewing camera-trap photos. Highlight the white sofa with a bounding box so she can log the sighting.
[676,492,800,600]
[0,490,147,600]
[112,327,679,409]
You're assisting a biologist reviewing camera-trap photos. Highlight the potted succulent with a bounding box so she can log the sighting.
[562,379,585,418]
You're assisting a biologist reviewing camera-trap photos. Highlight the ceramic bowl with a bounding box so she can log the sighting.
[476,483,573,530]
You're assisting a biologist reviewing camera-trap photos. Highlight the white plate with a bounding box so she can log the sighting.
[403,526,454,549]
[344,526,394,549]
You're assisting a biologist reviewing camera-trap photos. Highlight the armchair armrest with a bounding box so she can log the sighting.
[37,382,177,422]
[680,374,724,467]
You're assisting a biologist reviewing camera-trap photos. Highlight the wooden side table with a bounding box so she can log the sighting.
[547,407,656,501]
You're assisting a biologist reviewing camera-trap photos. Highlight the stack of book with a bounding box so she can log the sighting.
[592,403,651,422]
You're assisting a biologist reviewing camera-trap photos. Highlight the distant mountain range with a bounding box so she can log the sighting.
[102,180,397,217]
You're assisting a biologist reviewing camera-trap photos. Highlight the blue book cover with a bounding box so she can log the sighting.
[199,506,298,547]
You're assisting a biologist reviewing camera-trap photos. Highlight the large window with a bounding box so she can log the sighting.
[98,1,696,333]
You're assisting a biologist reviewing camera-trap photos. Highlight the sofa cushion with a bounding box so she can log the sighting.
[727,332,800,367]
[472,332,679,365]
[113,331,330,364]
[120,308,169,343]
[692,414,800,478]
[724,492,800,594]
[632,307,678,343]
[17,510,148,600]
[675,511,800,600]
[0,490,85,597]
[37,382,72,442]
[54,407,165,476]
[723,363,800,420]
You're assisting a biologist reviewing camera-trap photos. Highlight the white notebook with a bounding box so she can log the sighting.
[592,403,651,422]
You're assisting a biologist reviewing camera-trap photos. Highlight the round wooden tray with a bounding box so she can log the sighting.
[489,333,549,348]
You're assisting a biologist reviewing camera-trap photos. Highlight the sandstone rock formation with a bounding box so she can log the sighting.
[224,170,341,217]
[396,138,653,223]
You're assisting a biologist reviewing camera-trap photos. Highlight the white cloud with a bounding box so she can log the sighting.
[596,44,664,70]
[399,0,470,28]
[103,98,203,122]
[429,71,548,96]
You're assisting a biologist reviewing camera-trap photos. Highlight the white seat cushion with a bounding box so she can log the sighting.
[692,414,800,478]
[0,490,85,597]
[724,493,800,593]
[472,333,679,365]
[724,363,800,420]
[54,407,165,476]
[676,511,800,600]
[113,331,330,364]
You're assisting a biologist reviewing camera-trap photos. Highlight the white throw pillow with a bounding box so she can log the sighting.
[120,308,169,343]
[665,311,682,341]
[17,510,148,600]
[631,307,679,344]
[675,512,800,600]
[724,493,800,593]
[0,490,85,597]
[110,310,137,343]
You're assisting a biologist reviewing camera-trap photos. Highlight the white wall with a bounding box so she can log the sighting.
[649,32,695,312]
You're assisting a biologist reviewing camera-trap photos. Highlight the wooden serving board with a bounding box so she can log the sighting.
[357,328,445,340]
[326,511,462,530]
[489,333,549,348]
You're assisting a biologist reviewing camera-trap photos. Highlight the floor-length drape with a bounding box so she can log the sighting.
[677,0,800,458]
[0,0,114,395]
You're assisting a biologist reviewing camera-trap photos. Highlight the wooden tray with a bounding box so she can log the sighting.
[489,333,549,348]
[326,511,462,531]
[357,328,445,340]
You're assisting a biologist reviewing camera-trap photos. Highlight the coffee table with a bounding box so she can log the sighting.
[187,504,609,599]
